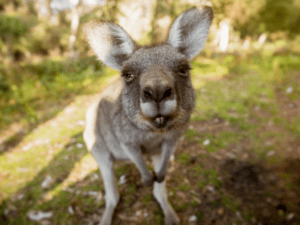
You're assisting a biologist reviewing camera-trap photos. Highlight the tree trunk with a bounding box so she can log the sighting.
[218,19,230,52]
[151,0,172,44]
[68,7,79,58]
[257,33,267,47]
[243,36,251,50]
[36,0,50,20]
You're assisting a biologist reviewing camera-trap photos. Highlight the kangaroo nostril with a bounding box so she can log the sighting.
[143,88,153,99]
[163,88,172,99]
[143,86,173,102]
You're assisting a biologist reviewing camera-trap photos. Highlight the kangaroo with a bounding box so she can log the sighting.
[83,6,213,225]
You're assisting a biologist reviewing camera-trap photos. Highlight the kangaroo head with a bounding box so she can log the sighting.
[84,7,213,132]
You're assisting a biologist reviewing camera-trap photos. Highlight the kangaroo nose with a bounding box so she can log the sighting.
[143,86,173,102]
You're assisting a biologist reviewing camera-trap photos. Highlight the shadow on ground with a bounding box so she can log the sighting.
[0,132,88,224]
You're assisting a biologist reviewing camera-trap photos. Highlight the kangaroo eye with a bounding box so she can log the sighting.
[124,73,134,81]
[178,68,188,76]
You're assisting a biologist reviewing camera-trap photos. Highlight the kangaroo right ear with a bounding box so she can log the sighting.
[167,6,213,60]
[83,21,137,70]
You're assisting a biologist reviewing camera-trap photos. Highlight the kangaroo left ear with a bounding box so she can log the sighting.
[167,6,213,60]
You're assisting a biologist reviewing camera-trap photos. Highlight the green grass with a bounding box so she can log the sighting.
[200,131,240,153]
[143,194,153,207]
[178,152,192,165]
[221,194,240,212]
[191,49,300,123]
[191,47,300,162]
[198,169,222,189]
[178,183,192,191]
[184,128,197,141]
[124,183,137,210]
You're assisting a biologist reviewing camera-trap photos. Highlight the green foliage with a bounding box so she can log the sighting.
[0,14,28,37]
[0,70,10,99]
[260,0,300,36]
[210,0,300,38]
[0,56,106,128]
[23,56,103,85]
[28,24,70,55]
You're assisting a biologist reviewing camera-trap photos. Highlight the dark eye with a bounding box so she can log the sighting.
[124,73,134,81]
[178,68,188,76]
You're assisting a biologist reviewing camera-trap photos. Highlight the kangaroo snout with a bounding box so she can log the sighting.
[140,69,177,128]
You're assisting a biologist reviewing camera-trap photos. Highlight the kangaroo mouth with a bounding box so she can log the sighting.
[153,115,171,129]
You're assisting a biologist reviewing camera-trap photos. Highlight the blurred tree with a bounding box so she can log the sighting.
[150,0,206,44]
[50,0,106,57]
[210,0,234,51]
[118,0,155,41]
[215,0,300,39]
[210,0,266,50]
[0,14,29,62]
[35,0,51,20]
[151,0,173,44]
[260,0,300,37]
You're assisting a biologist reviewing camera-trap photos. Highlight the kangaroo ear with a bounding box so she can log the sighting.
[167,6,213,60]
[83,21,137,70]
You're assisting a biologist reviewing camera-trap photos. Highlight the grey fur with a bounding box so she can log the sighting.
[83,6,213,225]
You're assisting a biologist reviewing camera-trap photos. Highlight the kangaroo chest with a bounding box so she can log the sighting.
[139,132,166,154]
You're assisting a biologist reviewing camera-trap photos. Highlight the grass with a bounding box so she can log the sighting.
[190,44,300,162]
[178,152,192,165]
[184,128,197,141]
[198,168,222,189]
[198,131,240,153]
[191,49,300,123]
[1,40,300,224]
[0,56,114,128]
[143,194,153,207]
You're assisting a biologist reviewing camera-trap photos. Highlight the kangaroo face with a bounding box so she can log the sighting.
[121,45,195,132]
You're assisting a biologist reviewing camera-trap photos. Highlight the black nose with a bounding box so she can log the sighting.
[143,86,173,102]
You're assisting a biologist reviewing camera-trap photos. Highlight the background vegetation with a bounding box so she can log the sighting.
[1,0,300,224]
